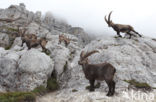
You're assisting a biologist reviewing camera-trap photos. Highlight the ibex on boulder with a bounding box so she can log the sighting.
[105,11,142,38]
[78,50,116,96]
[19,28,48,51]
[21,37,48,51]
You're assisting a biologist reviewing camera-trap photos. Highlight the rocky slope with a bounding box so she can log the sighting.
[0,3,89,92]
[0,3,156,102]
[37,36,156,102]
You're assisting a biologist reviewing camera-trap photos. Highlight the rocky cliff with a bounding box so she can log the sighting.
[0,3,156,102]
[37,36,156,102]
[0,3,89,92]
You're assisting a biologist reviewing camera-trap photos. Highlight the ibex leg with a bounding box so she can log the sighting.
[132,30,142,37]
[89,79,95,92]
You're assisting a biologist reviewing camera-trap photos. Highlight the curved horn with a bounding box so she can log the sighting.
[104,16,108,24]
[108,11,113,22]
[83,50,99,59]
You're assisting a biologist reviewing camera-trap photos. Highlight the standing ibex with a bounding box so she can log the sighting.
[105,11,142,39]
[78,50,116,96]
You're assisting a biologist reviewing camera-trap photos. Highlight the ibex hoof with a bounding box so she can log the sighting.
[106,92,114,96]
[106,93,111,96]
[89,88,95,92]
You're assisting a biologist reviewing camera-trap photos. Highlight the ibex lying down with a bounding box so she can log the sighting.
[21,37,48,51]
[18,27,48,51]
[105,11,142,39]
[78,50,116,96]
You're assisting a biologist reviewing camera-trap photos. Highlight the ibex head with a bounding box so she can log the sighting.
[78,50,99,65]
[105,11,113,27]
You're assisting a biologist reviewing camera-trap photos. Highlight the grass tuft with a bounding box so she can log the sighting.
[124,79,152,90]
[47,77,59,92]
[0,92,36,102]
[0,77,59,102]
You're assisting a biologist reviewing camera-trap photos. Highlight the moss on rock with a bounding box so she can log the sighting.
[47,77,59,92]
[0,92,36,102]
[0,76,59,102]
[124,79,152,90]
[72,89,78,92]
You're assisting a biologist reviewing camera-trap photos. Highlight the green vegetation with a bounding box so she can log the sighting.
[7,28,18,32]
[0,77,59,102]
[5,45,12,50]
[114,36,120,38]
[124,79,152,90]
[5,34,16,50]
[0,92,36,102]
[72,89,78,92]
[32,86,47,95]
[47,77,59,92]
[42,49,51,56]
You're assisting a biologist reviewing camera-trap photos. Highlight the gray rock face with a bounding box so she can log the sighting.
[0,58,18,91]
[1,4,156,102]
[11,37,22,48]
[68,27,91,45]
[63,36,156,91]
[17,49,54,91]
[46,33,81,80]
[68,27,84,35]
[83,37,156,87]
[37,36,156,102]
[0,33,10,48]
[0,49,54,91]
[0,3,86,92]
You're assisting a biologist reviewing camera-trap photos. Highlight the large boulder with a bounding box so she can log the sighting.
[0,49,54,92]
[0,48,20,91]
[0,57,18,92]
[17,49,54,91]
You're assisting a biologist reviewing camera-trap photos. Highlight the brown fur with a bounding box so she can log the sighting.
[19,28,48,51]
[78,50,116,96]
[105,11,142,38]
[22,37,48,51]
[59,34,70,46]
[39,37,48,52]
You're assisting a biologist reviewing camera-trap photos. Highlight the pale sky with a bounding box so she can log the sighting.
[0,0,156,38]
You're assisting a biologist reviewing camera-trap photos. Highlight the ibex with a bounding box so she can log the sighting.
[59,34,70,46]
[78,50,116,96]
[18,28,38,48]
[21,34,37,46]
[105,11,142,39]
[19,28,48,51]
[21,37,48,51]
